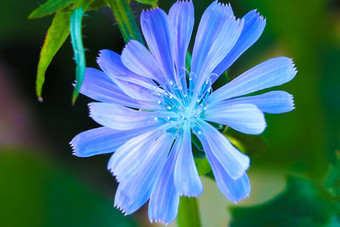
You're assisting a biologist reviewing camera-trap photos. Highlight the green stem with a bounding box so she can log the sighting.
[177,197,201,227]
[107,0,144,44]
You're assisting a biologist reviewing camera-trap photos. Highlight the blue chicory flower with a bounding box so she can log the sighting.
[71,0,297,224]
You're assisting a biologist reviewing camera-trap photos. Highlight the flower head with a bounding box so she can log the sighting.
[71,0,297,224]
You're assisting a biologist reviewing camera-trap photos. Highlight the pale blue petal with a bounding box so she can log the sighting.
[205,145,250,202]
[80,68,155,109]
[174,123,203,197]
[97,49,157,101]
[212,10,266,78]
[218,91,295,114]
[113,133,175,215]
[195,18,244,89]
[89,102,155,130]
[196,120,250,179]
[203,103,266,135]
[197,17,243,89]
[70,127,120,157]
[168,0,194,87]
[191,2,238,85]
[70,123,161,157]
[209,57,297,103]
[97,49,154,88]
[141,8,175,81]
[108,128,165,182]
[148,139,180,225]
[110,79,155,102]
[121,40,166,84]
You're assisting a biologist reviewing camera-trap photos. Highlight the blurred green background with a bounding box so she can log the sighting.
[0,0,339,226]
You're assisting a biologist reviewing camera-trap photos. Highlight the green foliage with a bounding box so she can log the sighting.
[35,11,71,101]
[30,0,153,102]
[230,176,336,227]
[230,153,340,227]
[134,0,158,7]
[177,197,202,227]
[29,0,72,19]
[107,0,144,44]
[70,7,86,104]
[88,0,108,11]
[0,149,137,227]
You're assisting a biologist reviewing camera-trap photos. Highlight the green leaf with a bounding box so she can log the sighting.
[230,176,335,227]
[35,11,70,101]
[107,0,144,44]
[70,7,86,104]
[133,0,157,7]
[177,197,201,227]
[87,0,108,11]
[223,127,266,156]
[29,0,73,19]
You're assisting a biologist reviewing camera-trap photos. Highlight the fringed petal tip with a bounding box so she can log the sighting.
[72,81,77,87]
[232,194,250,204]
[179,193,201,198]
[107,162,122,183]
[70,146,92,158]
[97,49,109,62]
[88,103,95,118]
[150,219,169,226]
[69,138,81,157]
[215,1,234,17]
[215,0,231,8]
[288,59,298,81]
[114,203,128,216]
[252,9,266,22]
[107,164,117,177]
[176,0,192,3]
[121,40,134,53]
[288,93,296,111]
[69,141,78,156]
[142,7,160,13]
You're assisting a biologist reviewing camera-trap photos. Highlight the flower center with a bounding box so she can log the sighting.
[150,72,213,130]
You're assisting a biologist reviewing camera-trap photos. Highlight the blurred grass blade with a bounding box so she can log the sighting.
[35,11,70,101]
[70,7,86,104]
[177,197,201,227]
[107,0,144,44]
[134,0,158,7]
[29,0,72,19]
